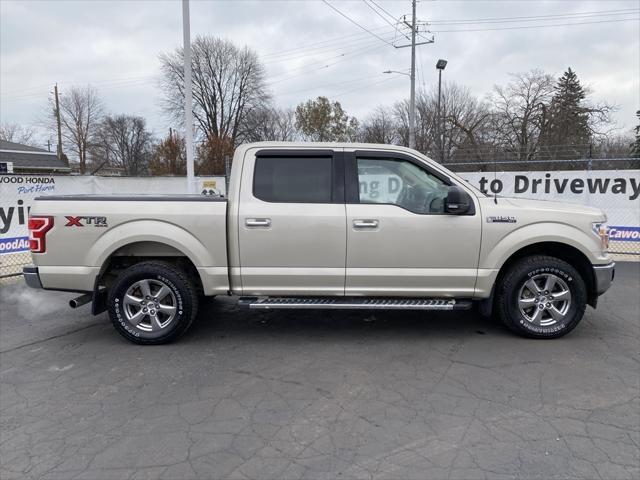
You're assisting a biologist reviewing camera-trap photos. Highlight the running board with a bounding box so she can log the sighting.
[238,297,473,311]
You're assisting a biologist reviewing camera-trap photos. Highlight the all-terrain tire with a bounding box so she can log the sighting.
[495,255,587,339]
[107,261,198,345]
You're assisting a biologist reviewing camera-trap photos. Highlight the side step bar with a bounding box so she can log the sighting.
[238,297,473,311]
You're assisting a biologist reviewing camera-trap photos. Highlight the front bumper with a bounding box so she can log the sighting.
[593,262,615,295]
[23,265,43,289]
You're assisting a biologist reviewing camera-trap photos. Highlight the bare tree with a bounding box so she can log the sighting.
[394,94,436,154]
[242,107,297,142]
[359,106,398,144]
[50,85,103,174]
[0,122,38,146]
[393,84,492,163]
[159,35,270,147]
[488,70,555,160]
[438,83,494,163]
[91,115,152,175]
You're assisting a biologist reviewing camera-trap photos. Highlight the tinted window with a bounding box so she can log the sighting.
[254,156,332,203]
[357,157,449,214]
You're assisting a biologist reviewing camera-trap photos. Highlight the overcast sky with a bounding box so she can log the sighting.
[1,0,638,147]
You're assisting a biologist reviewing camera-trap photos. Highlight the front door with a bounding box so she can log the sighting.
[345,151,481,297]
[238,149,346,296]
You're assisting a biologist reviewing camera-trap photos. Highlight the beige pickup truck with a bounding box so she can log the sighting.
[24,142,614,344]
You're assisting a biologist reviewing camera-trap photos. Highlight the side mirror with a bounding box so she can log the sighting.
[445,185,472,214]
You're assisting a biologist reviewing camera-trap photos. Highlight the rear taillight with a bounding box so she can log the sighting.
[28,216,54,253]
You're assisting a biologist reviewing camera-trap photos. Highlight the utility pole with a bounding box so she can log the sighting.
[392,1,434,150]
[53,84,65,164]
[182,0,195,193]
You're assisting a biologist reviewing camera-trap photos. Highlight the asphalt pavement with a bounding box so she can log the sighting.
[1,263,638,479]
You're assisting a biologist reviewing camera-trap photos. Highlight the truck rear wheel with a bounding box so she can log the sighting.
[107,261,198,345]
[495,255,587,339]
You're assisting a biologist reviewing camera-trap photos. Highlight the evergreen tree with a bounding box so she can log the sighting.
[631,110,640,158]
[541,68,591,158]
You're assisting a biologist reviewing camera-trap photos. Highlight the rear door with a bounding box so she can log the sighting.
[238,149,346,295]
[344,150,481,297]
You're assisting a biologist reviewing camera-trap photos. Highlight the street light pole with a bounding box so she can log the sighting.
[182,0,195,193]
[408,0,417,150]
[436,59,447,163]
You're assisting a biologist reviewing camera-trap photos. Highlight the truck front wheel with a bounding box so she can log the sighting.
[495,255,587,339]
[107,261,198,345]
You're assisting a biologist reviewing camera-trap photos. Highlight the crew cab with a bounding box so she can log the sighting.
[23,142,615,344]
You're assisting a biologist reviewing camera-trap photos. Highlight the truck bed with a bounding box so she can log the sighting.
[29,194,229,294]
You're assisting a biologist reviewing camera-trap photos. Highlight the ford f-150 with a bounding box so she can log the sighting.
[23,142,615,344]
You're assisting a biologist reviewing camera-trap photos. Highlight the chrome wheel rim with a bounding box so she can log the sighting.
[123,279,177,332]
[518,274,571,326]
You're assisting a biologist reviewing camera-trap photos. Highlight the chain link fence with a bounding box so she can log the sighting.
[0,251,31,284]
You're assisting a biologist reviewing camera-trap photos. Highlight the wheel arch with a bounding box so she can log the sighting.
[495,241,596,307]
[97,241,204,295]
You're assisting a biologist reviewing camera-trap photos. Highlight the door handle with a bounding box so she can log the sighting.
[353,219,379,229]
[245,218,271,227]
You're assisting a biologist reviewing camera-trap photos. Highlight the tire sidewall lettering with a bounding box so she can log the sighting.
[526,267,573,284]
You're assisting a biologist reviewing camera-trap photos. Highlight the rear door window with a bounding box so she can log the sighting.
[253,156,333,203]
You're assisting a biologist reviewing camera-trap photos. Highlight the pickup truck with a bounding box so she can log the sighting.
[23,142,615,344]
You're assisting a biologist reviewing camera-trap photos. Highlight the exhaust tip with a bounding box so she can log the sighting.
[69,293,92,309]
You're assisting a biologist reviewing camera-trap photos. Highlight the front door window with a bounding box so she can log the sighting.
[357,157,449,214]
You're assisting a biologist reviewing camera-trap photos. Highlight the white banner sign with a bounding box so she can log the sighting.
[458,170,640,243]
[0,175,225,254]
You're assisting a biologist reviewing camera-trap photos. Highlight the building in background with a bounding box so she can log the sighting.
[0,140,71,174]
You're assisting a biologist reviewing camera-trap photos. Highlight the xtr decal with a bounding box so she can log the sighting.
[65,216,108,227]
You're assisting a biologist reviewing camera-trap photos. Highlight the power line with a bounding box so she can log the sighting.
[430,17,639,33]
[262,32,395,65]
[3,38,394,100]
[368,0,399,24]
[261,25,394,59]
[428,8,639,25]
[2,76,158,101]
[334,74,403,98]
[362,0,412,42]
[1,74,157,98]
[266,40,392,86]
[362,0,397,29]
[279,73,392,97]
[321,0,396,47]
